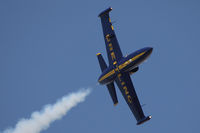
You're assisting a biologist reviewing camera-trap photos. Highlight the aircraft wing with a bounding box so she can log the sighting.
[99,7,123,65]
[115,72,151,125]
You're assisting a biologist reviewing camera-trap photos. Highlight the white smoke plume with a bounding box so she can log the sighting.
[2,88,91,133]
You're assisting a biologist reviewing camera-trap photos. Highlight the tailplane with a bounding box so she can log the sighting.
[97,53,118,105]
[97,53,107,72]
[107,82,118,105]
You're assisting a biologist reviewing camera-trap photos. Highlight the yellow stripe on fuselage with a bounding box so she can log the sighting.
[99,69,115,82]
[99,52,145,82]
[111,25,114,30]
[118,52,146,70]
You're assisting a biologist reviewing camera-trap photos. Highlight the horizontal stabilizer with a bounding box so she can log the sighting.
[97,53,107,72]
[137,115,152,125]
[107,82,118,105]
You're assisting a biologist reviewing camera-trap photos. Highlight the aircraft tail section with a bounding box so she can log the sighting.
[97,53,107,72]
[107,82,118,105]
[97,53,118,105]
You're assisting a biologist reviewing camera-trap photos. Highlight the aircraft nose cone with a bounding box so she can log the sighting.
[147,47,153,55]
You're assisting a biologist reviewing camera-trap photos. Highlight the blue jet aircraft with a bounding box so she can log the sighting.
[97,7,153,125]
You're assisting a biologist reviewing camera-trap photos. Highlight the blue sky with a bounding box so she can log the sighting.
[0,0,200,133]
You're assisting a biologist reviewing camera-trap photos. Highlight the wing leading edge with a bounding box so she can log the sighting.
[99,7,123,65]
[115,72,151,125]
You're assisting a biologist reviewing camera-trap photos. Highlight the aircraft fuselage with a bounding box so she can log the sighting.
[98,47,153,85]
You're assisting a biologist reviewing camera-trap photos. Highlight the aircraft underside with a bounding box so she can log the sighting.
[97,7,153,125]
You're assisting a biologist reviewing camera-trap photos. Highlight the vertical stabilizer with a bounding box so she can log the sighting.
[107,83,118,105]
[97,53,107,72]
[97,53,118,105]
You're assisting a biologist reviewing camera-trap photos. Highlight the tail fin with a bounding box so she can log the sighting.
[107,82,118,106]
[97,53,118,105]
[97,53,107,72]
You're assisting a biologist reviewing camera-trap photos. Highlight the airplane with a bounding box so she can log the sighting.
[97,7,153,125]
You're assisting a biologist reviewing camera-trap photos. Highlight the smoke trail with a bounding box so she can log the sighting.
[2,88,91,133]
